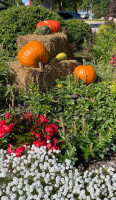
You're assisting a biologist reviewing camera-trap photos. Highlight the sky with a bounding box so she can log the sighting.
[22,0,29,5]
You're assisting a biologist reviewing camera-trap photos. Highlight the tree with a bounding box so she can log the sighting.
[105,0,116,19]
[91,0,111,18]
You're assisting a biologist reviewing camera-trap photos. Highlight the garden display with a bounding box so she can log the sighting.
[18,41,48,68]
[0,5,116,200]
[73,64,97,84]
[9,28,78,91]
[36,20,60,34]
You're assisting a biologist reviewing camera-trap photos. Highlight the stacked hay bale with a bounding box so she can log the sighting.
[9,29,78,91]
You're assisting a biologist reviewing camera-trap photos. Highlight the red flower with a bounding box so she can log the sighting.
[33,140,46,148]
[51,124,59,133]
[6,144,12,155]
[0,120,7,128]
[5,113,10,119]
[35,132,41,139]
[44,134,52,140]
[31,130,35,135]
[31,131,41,139]
[24,112,33,120]
[53,138,58,144]
[50,145,59,151]
[113,56,116,61]
[39,115,49,123]
[45,125,53,134]
[46,143,52,150]
[0,131,5,138]
[14,146,26,157]
[2,125,12,133]
[9,123,13,131]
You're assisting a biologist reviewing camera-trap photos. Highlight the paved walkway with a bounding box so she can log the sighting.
[85,21,105,34]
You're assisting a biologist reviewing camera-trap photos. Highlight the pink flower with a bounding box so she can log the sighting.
[5,112,10,119]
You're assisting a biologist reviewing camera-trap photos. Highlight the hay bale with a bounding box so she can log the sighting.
[9,60,78,92]
[17,32,74,61]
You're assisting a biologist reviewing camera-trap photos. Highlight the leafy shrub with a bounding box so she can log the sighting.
[93,22,116,63]
[0,48,10,109]
[0,6,61,56]
[21,75,116,162]
[63,19,93,49]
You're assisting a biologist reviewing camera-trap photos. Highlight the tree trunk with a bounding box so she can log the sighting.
[59,1,64,11]
[50,0,54,10]
[43,0,54,10]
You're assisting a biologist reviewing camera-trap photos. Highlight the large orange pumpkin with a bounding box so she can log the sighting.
[36,20,60,34]
[74,65,96,84]
[18,41,48,68]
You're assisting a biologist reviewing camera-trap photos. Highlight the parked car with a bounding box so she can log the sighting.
[56,11,82,20]
[78,10,89,19]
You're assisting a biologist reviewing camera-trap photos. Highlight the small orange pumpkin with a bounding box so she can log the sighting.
[74,65,96,84]
[18,41,48,68]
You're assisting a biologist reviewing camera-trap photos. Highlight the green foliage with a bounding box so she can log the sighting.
[92,4,102,19]
[0,5,61,56]
[0,47,10,109]
[92,0,111,18]
[21,75,116,162]
[93,22,116,63]
[63,19,93,49]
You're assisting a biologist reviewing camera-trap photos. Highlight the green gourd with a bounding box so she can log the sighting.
[34,25,51,35]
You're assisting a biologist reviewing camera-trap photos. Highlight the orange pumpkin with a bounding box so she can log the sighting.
[47,20,60,33]
[36,21,48,30]
[18,41,48,68]
[36,20,60,34]
[74,65,96,84]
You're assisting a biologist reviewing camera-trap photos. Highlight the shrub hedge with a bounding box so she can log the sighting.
[0,6,93,56]
[63,19,93,50]
[0,6,61,56]
[93,22,116,63]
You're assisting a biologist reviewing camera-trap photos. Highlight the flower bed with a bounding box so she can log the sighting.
[0,112,60,157]
[0,146,116,200]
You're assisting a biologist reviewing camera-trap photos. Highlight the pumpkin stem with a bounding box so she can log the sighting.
[39,61,43,70]
[82,58,86,65]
